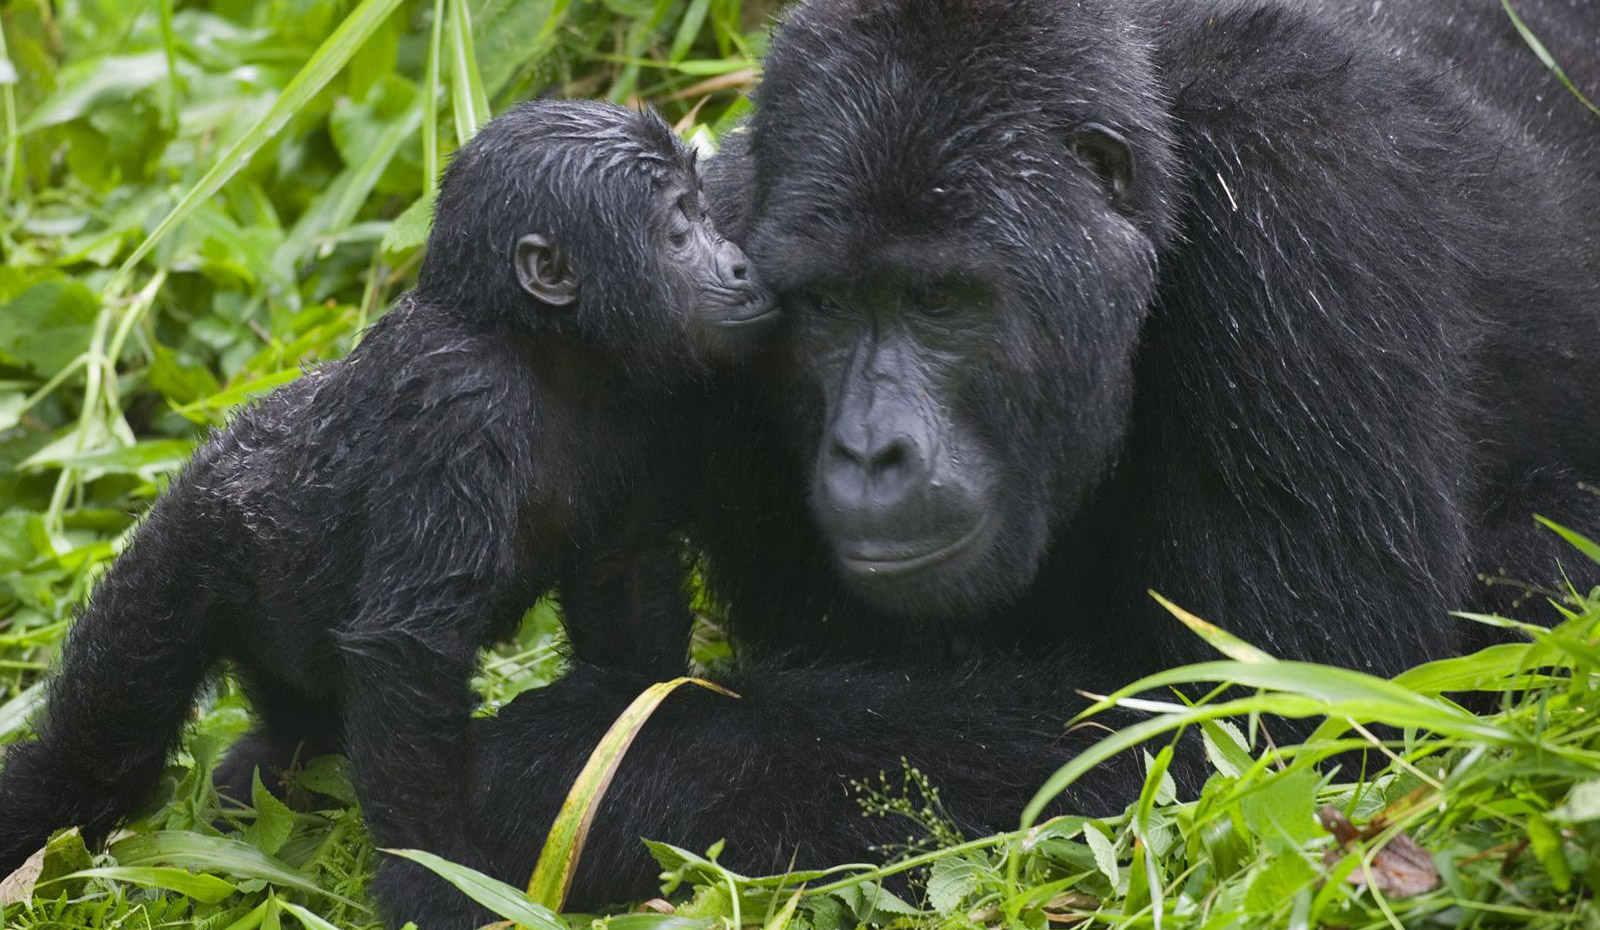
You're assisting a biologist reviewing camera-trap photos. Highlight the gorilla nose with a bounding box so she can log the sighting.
[823,431,920,510]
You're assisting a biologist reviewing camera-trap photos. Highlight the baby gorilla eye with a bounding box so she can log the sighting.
[667,198,694,248]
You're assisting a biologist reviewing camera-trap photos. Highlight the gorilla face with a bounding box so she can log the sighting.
[744,0,1178,616]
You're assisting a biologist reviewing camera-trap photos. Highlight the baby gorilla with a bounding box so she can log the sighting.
[0,101,774,921]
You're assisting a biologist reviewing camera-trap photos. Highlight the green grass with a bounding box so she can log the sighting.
[2,0,1598,928]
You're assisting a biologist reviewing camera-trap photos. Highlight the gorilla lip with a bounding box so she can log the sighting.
[838,512,993,577]
[713,294,780,328]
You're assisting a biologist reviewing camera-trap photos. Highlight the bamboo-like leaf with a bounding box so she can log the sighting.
[107,0,406,297]
[108,832,358,905]
[1535,515,1600,566]
[1150,591,1277,664]
[42,866,237,904]
[383,848,565,930]
[528,677,739,910]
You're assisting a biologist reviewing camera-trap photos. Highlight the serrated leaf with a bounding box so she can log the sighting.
[1200,718,1253,779]
[1083,822,1119,888]
[926,856,983,914]
[246,771,295,857]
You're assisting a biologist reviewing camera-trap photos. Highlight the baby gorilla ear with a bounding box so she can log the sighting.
[514,234,579,307]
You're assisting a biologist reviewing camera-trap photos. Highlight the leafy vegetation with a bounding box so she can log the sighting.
[2,1,1597,928]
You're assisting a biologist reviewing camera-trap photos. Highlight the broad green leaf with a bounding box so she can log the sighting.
[382,848,565,930]
[0,280,98,374]
[1243,854,1316,916]
[107,0,408,296]
[379,189,437,263]
[45,866,238,903]
[470,0,568,97]
[529,677,738,909]
[21,439,194,482]
[22,51,176,129]
[1239,769,1319,845]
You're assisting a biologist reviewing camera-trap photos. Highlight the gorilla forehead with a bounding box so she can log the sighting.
[746,0,1170,283]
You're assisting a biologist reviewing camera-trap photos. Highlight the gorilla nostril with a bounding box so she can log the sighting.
[870,441,907,474]
[731,262,748,281]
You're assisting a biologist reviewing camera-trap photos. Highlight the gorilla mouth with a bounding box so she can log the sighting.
[708,290,780,328]
[838,512,993,578]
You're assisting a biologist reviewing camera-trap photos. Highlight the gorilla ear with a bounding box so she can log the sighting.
[1070,123,1135,209]
[514,234,579,307]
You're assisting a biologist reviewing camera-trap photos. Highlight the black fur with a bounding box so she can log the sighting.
[0,100,772,928]
[434,0,1600,920]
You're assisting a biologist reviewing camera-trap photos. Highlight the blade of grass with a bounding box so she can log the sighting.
[446,0,490,144]
[527,676,739,910]
[669,0,715,64]
[105,0,407,299]
[1500,0,1600,118]
[1534,515,1600,565]
[0,17,17,197]
[153,0,180,128]
[1150,591,1278,664]
[423,0,445,193]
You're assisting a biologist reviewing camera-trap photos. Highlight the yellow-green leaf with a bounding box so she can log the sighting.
[527,676,739,910]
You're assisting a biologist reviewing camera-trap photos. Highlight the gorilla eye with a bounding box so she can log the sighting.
[1070,122,1135,208]
[916,285,960,313]
[803,288,847,315]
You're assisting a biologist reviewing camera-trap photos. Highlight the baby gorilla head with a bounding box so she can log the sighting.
[418,100,776,370]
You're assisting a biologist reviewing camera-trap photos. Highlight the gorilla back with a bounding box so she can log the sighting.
[0,100,774,928]
[436,0,1600,917]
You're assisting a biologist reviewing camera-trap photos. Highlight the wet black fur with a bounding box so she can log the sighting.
[0,101,738,925]
[418,0,1600,921]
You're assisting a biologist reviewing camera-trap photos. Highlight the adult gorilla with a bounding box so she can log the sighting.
[407,0,1600,922]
